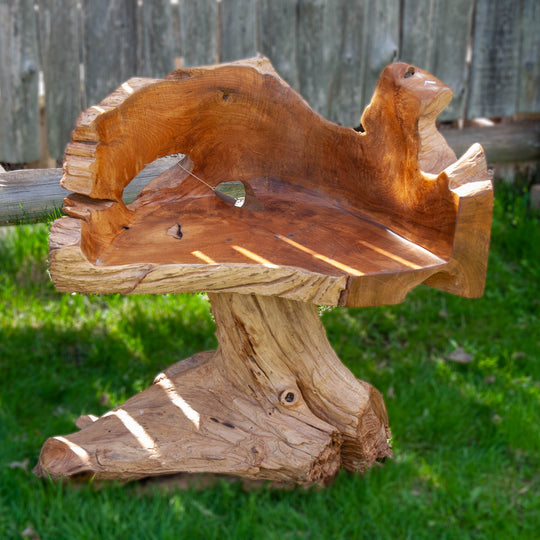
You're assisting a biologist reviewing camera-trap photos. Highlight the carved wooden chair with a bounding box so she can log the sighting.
[35,57,492,486]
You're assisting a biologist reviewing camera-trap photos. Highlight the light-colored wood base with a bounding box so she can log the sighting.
[34,293,391,486]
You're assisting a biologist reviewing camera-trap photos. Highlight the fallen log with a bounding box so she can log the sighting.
[0,156,178,224]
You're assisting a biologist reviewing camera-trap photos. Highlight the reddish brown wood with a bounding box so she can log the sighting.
[36,56,492,486]
[52,56,492,306]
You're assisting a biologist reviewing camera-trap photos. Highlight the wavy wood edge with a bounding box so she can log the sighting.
[51,56,492,306]
[61,57,277,200]
[424,143,493,297]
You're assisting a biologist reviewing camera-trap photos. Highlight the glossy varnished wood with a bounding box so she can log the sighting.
[53,56,493,307]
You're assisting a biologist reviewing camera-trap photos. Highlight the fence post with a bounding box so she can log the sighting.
[258,0,298,89]
[517,0,540,113]
[296,0,337,118]
[139,0,175,77]
[220,0,258,62]
[82,0,138,107]
[178,0,219,67]
[0,0,40,163]
[38,0,82,161]
[327,0,369,127]
[467,0,521,119]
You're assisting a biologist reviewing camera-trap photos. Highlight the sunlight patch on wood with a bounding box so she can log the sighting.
[232,246,278,268]
[103,409,156,450]
[356,239,423,269]
[154,375,201,429]
[191,250,217,264]
[53,436,91,462]
[278,235,364,276]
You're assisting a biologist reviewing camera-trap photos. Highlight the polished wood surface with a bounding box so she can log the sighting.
[52,56,492,307]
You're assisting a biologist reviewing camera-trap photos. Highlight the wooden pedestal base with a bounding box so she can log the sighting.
[33,58,492,488]
[34,293,391,486]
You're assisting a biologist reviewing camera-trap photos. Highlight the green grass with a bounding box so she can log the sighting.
[1,183,539,539]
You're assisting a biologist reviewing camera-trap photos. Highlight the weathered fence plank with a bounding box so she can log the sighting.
[220,0,258,63]
[328,0,368,127]
[360,0,399,114]
[400,0,474,122]
[139,0,175,77]
[0,0,40,163]
[400,0,435,68]
[258,0,298,89]
[467,0,521,119]
[297,0,338,118]
[517,0,540,113]
[430,0,475,121]
[178,0,219,67]
[1,0,539,164]
[38,0,82,160]
[82,0,138,107]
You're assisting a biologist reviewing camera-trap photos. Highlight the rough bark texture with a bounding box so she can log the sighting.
[35,57,492,485]
[35,293,391,484]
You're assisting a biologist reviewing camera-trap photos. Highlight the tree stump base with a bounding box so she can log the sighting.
[35,293,390,486]
[34,56,492,486]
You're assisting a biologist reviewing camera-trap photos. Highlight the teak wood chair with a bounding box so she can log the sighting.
[34,57,492,487]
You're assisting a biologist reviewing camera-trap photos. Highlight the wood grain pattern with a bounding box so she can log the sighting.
[82,0,138,107]
[178,0,219,67]
[467,0,521,119]
[517,0,540,113]
[220,0,258,63]
[328,0,368,127]
[0,0,40,163]
[2,121,534,224]
[258,0,298,88]
[296,0,337,117]
[38,0,82,160]
[139,0,175,78]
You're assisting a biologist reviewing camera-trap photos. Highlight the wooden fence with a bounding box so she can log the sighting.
[1,0,539,164]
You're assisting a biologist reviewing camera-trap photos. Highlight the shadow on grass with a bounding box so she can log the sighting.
[2,308,538,539]
[0,297,217,462]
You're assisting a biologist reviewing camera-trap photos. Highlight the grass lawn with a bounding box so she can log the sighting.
[0,183,538,539]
